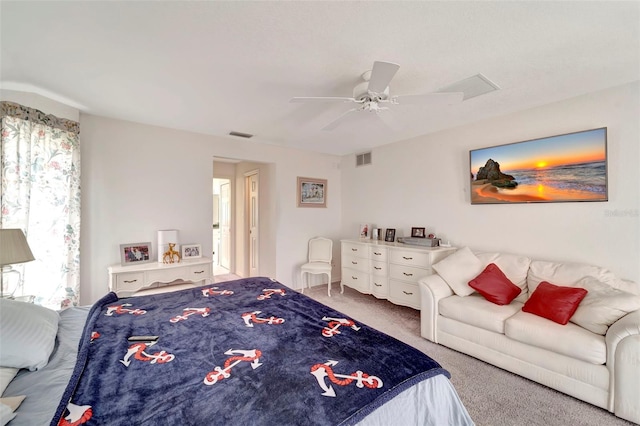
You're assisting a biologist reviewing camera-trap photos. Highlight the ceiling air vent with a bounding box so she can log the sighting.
[356,152,372,167]
[438,74,500,100]
[229,131,254,138]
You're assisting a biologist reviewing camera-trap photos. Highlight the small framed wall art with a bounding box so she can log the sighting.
[182,244,202,259]
[120,242,152,266]
[297,177,327,208]
[411,227,426,238]
[384,228,396,242]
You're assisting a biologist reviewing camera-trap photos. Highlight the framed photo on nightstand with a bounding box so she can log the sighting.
[182,244,202,259]
[120,242,152,266]
[385,228,396,242]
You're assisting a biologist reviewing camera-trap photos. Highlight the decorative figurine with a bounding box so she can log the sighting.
[163,242,181,264]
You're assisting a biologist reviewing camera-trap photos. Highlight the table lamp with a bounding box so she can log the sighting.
[0,228,35,298]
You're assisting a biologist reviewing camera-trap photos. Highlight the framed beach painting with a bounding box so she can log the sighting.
[470,128,608,204]
[297,177,327,208]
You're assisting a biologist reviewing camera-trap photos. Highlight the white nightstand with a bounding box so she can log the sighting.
[108,257,213,296]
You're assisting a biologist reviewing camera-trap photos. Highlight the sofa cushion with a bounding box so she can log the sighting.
[522,281,587,325]
[439,294,522,334]
[505,311,606,365]
[570,276,640,335]
[469,263,522,305]
[527,259,629,295]
[475,252,531,302]
[432,246,483,296]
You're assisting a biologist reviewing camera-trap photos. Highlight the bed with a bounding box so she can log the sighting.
[1,277,474,425]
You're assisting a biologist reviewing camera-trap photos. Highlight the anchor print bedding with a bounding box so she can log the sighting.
[51,277,453,426]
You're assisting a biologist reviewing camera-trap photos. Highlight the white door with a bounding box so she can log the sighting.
[247,171,259,277]
[219,182,231,270]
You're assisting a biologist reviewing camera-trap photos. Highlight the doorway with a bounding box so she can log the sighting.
[212,177,231,275]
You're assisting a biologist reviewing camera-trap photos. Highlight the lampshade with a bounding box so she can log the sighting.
[0,229,35,266]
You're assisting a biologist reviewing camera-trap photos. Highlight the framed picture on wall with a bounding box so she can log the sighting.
[182,244,202,259]
[120,242,152,266]
[297,177,327,208]
[470,127,608,204]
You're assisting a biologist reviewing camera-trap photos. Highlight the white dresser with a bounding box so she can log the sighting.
[108,257,213,296]
[341,240,455,309]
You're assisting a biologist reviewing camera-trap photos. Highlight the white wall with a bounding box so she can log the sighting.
[341,81,640,283]
[80,115,342,304]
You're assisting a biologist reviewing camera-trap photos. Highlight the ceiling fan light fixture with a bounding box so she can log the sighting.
[438,74,500,100]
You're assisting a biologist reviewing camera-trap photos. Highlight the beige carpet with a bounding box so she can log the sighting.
[303,284,635,426]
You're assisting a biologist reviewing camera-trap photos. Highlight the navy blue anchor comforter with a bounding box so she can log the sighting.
[51,277,449,426]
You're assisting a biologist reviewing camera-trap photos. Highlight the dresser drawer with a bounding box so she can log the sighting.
[389,249,431,268]
[389,280,420,309]
[115,272,145,292]
[342,242,368,258]
[389,263,432,283]
[342,254,369,273]
[370,276,389,298]
[369,246,388,262]
[370,260,387,276]
[342,268,371,294]
[188,263,211,281]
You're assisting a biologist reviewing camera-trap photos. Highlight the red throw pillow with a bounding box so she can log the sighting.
[468,263,522,305]
[522,281,588,325]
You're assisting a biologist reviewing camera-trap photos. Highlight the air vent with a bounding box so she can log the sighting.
[438,74,500,100]
[356,152,372,167]
[229,131,254,138]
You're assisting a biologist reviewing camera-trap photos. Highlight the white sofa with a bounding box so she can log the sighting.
[418,248,640,424]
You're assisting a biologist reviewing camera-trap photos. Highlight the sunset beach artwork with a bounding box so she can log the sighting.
[470,128,607,204]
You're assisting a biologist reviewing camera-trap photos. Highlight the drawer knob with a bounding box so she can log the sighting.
[194,270,205,274]
[124,279,138,283]
[352,276,358,280]
[403,290,414,295]
[403,272,413,277]
[352,261,358,265]
[402,256,413,260]
[374,283,382,287]
[374,266,382,270]
[351,248,358,251]
[374,252,382,255]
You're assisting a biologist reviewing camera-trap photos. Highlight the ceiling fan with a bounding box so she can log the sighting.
[290,61,464,131]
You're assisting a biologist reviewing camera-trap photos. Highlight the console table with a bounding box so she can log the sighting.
[341,240,456,310]
[108,257,213,296]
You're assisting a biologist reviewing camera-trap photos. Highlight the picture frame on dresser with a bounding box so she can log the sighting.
[119,242,152,266]
[385,228,396,242]
[181,244,202,259]
[411,227,426,238]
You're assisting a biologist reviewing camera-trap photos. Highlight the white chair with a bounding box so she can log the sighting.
[300,237,333,296]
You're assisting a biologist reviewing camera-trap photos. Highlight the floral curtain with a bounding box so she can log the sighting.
[1,101,81,309]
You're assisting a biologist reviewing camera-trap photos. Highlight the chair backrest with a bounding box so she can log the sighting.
[308,237,332,263]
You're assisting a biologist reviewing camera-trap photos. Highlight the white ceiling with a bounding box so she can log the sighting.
[1,1,639,156]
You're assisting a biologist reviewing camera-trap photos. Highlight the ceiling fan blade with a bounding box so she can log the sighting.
[393,92,464,106]
[290,96,357,103]
[321,108,361,131]
[368,61,400,93]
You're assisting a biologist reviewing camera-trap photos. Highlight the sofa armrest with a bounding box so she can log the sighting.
[606,309,640,423]
[419,274,453,343]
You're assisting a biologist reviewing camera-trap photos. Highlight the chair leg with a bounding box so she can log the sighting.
[300,271,305,294]
[327,273,331,297]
